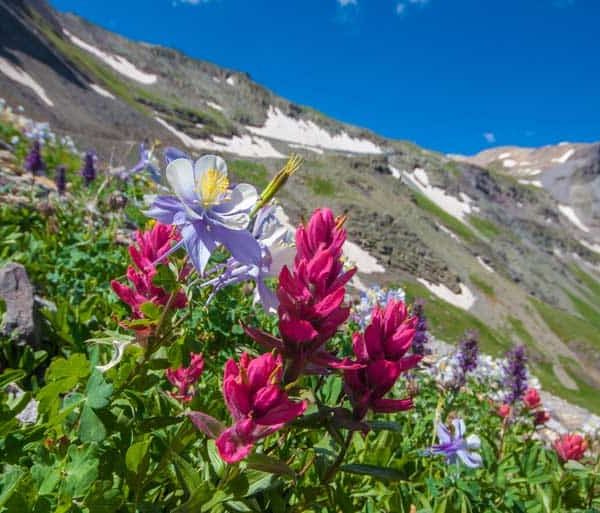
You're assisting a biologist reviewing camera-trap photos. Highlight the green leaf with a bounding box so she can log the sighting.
[171,452,203,495]
[62,445,99,499]
[79,404,107,443]
[140,301,162,320]
[246,454,295,478]
[207,439,225,478]
[85,370,113,409]
[0,369,25,388]
[152,263,177,292]
[46,353,90,382]
[340,464,404,482]
[125,438,152,477]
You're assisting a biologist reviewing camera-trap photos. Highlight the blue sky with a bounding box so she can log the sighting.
[50,0,599,154]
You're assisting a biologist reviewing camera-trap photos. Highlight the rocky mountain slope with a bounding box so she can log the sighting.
[1,0,600,412]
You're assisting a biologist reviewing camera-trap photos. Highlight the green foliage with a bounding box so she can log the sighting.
[468,215,502,239]
[469,273,495,298]
[410,191,478,244]
[306,175,336,197]
[229,160,270,189]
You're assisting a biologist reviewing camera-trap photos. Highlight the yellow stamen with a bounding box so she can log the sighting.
[197,168,229,206]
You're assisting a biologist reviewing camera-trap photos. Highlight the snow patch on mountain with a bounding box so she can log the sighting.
[155,117,285,158]
[288,143,324,155]
[417,279,476,310]
[207,101,223,112]
[552,149,575,164]
[343,241,385,274]
[404,167,476,221]
[90,84,115,99]
[247,107,383,154]
[558,204,590,233]
[0,56,54,107]
[64,30,158,84]
[518,179,543,187]
[477,256,495,273]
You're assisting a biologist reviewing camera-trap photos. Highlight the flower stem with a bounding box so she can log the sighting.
[322,431,354,484]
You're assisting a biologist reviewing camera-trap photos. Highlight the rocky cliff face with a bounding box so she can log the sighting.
[2,0,600,410]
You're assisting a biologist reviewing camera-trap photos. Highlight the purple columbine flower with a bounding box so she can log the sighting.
[503,345,528,405]
[81,151,97,186]
[122,142,161,182]
[55,165,66,195]
[202,205,294,312]
[144,154,261,276]
[24,140,45,175]
[426,418,482,468]
[411,299,429,356]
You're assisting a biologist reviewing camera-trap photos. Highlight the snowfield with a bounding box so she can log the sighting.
[404,167,476,221]
[90,84,116,100]
[0,56,54,107]
[247,107,383,154]
[518,179,543,188]
[343,241,385,274]
[288,143,324,155]
[155,117,285,158]
[476,256,495,273]
[552,148,575,164]
[558,204,590,233]
[64,30,158,85]
[417,278,476,310]
[206,101,223,112]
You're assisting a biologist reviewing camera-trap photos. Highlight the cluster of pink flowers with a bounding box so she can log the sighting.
[111,222,187,322]
[344,300,420,420]
[554,434,588,462]
[166,352,205,402]
[246,208,358,381]
[497,387,549,426]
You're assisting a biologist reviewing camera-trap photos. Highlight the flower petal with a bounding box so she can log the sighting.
[188,411,226,439]
[437,422,452,445]
[457,449,482,468]
[216,423,254,463]
[166,158,197,204]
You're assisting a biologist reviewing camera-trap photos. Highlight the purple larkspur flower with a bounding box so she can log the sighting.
[503,345,528,404]
[55,165,67,195]
[426,418,482,468]
[24,140,45,175]
[144,154,261,276]
[455,330,479,387]
[202,205,294,312]
[81,151,97,186]
[411,299,429,356]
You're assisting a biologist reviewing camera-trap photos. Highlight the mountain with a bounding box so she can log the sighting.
[2,0,600,412]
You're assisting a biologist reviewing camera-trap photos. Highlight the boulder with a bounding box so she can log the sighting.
[0,262,38,346]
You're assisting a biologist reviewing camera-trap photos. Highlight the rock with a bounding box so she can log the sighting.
[0,263,38,346]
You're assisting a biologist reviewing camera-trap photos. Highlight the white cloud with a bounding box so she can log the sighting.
[395,3,406,14]
[338,0,357,6]
[483,132,496,143]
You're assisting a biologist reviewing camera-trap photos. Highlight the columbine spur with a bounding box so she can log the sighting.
[145,154,261,276]
[426,418,483,468]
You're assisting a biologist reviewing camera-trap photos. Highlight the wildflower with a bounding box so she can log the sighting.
[497,403,511,418]
[81,150,97,186]
[111,222,187,319]
[454,331,479,388]
[123,141,161,182]
[522,388,541,409]
[202,205,294,312]
[145,154,261,276]
[24,140,45,175]
[166,352,205,402]
[352,285,407,328]
[411,299,429,356]
[534,410,550,425]
[55,165,66,195]
[553,434,587,462]
[343,300,419,419]
[503,345,528,404]
[426,418,483,468]
[246,208,356,381]
[189,352,306,463]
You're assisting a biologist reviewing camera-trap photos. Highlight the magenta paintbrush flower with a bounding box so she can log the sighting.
[343,300,421,419]
[189,352,306,463]
[111,222,187,319]
[166,352,205,402]
[245,208,356,381]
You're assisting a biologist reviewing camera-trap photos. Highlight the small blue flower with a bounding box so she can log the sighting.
[145,154,261,276]
[123,142,161,182]
[426,418,482,468]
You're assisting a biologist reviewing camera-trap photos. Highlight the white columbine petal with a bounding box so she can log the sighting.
[194,154,228,184]
[167,158,197,204]
[466,434,481,450]
[453,418,466,439]
[96,340,133,372]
